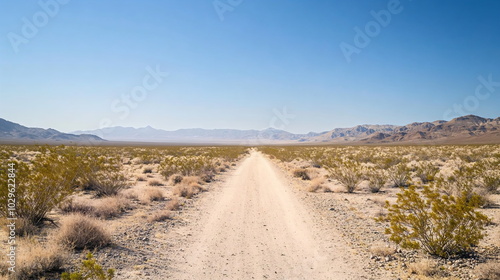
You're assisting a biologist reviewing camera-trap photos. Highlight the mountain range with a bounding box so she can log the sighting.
[1,115,499,145]
[0,118,104,144]
[71,126,321,144]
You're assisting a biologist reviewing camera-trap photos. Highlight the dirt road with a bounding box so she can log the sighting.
[168,151,366,279]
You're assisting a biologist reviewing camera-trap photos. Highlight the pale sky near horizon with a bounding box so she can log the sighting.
[1,0,499,134]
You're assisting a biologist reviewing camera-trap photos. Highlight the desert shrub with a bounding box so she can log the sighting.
[200,171,215,182]
[72,149,129,197]
[369,241,395,257]
[328,161,363,193]
[136,176,146,182]
[61,197,129,219]
[367,168,386,193]
[292,168,310,180]
[11,239,68,280]
[181,176,201,186]
[139,187,164,203]
[439,164,476,196]
[160,155,217,179]
[476,262,500,280]
[142,167,153,174]
[120,188,139,200]
[148,210,171,222]
[0,147,78,225]
[217,166,226,172]
[14,218,39,237]
[473,188,495,208]
[57,214,111,250]
[377,156,402,169]
[381,185,489,258]
[148,179,164,186]
[473,159,500,193]
[92,197,130,218]
[165,197,180,211]
[169,174,184,185]
[388,163,411,188]
[481,174,500,193]
[60,197,95,215]
[415,161,439,184]
[173,182,205,199]
[407,259,438,276]
[173,184,194,199]
[61,252,115,280]
[87,171,129,197]
[307,177,325,192]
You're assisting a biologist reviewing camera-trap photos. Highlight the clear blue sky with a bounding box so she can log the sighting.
[1,0,499,134]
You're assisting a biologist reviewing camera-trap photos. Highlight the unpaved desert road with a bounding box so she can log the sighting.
[169,151,366,280]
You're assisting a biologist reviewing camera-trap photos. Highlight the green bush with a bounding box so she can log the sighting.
[328,161,363,193]
[367,168,386,193]
[380,185,489,258]
[388,163,411,188]
[74,150,128,197]
[160,155,216,179]
[0,146,77,225]
[61,253,115,280]
[292,168,310,180]
[415,161,439,184]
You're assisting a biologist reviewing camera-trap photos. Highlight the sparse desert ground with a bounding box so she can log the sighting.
[0,144,499,279]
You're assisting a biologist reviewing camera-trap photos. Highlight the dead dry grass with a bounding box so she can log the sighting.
[14,218,39,237]
[169,174,184,185]
[60,196,130,219]
[148,210,172,223]
[121,188,139,200]
[307,177,326,192]
[6,238,67,280]
[407,259,438,277]
[166,197,181,211]
[56,214,111,250]
[476,262,500,280]
[173,182,206,199]
[139,186,165,203]
[148,179,164,186]
[369,241,395,257]
[292,168,311,180]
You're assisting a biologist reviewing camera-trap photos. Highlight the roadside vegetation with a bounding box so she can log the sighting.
[0,144,248,279]
[260,145,500,279]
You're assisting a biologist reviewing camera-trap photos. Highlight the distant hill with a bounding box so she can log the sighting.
[0,118,104,143]
[72,115,500,144]
[360,115,500,144]
[310,125,398,143]
[72,126,320,143]
[2,114,498,145]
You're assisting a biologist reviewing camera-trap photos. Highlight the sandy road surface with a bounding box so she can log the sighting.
[169,151,365,279]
